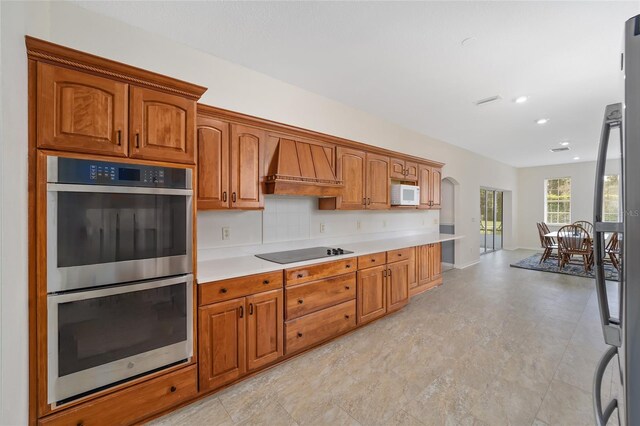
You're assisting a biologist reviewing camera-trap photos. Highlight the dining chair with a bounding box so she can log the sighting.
[605,232,621,272]
[540,222,556,244]
[537,222,558,264]
[573,220,594,238]
[557,224,593,272]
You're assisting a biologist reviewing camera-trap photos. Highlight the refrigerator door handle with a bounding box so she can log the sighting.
[593,103,623,347]
[593,346,619,426]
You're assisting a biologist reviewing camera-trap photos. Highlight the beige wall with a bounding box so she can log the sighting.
[1,2,519,422]
[517,159,620,249]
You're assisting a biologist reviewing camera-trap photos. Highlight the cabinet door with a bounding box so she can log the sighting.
[430,243,442,281]
[387,260,410,312]
[418,164,432,209]
[407,247,417,289]
[246,289,283,371]
[417,244,431,286]
[197,116,230,209]
[336,147,366,209]
[198,298,246,392]
[357,265,387,324]
[365,153,390,209]
[405,162,419,182]
[37,63,128,156]
[390,158,406,180]
[230,124,264,209]
[430,167,442,209]
[129,86,196,164]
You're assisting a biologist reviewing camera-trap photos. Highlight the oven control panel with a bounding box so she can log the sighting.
[52,157,190,189]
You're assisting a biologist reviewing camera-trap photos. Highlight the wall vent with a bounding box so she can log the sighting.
[474,95,502,106]
[550,147,570,152]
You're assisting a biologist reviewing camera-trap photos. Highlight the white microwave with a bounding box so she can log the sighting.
[391,184,420,206]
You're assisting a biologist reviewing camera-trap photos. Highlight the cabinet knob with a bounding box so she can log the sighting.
[170,385,177,393]
[263,280,270,285]
[116,130,121,146]
[220,288,227,293]
[297,274,303,278]
[371,259,375,262]
[135,132,140,148]
[77,422,84,426]
[345,286,350,290]
[297,332,303,338]
[345,314,350,319]
[298,299,304,304]
[398,253,402,256]
[223,191,227,202]
[232,192,237,203]
[346,264,351,268]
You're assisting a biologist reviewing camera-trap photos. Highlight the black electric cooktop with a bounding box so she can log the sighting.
[255,246,353,264]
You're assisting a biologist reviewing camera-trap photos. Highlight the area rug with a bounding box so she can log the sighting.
[510,253,619,281]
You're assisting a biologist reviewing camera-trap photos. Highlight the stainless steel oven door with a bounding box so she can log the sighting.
[47,275,193,404]
[47,183,193,293]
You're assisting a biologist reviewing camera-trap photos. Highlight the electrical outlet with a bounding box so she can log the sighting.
[222,226,231,240]
[320,223,326,233]
[356,220,361,230]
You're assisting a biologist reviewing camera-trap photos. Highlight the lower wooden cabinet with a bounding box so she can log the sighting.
[198,298,246,392]
[357,265,387,324]
[246,289,284,371]
[285,299,356,355]
[413,243,442,296]
[198,289,283,392]
[387,260,410,312]
[39,366,197,426]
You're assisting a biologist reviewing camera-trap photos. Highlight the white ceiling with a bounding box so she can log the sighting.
[73,1,640,167]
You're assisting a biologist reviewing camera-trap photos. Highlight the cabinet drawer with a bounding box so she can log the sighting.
[285,259,355,286]
[387,247,413,263]
[286,273,356,320]
[285,300,356,355]
[39,366,197,426]
[357,252,386,269]
[199,271,283,306]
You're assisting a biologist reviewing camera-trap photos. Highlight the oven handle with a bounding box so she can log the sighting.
[48,274,194,301]
[47,183,193,196]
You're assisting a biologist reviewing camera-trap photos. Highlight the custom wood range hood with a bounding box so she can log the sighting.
[264,137,343,197]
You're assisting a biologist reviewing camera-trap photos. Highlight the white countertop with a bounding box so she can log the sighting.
[197,233,464,283]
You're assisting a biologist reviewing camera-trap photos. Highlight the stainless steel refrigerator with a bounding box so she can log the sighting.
[592,14,640,426]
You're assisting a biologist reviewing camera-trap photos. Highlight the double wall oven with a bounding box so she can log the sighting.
[45,155,193,405]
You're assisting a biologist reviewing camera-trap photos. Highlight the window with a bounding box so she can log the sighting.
[603,174,621,222]
[545,177,571,225]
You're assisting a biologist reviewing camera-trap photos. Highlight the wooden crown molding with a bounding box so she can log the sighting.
[25,36,207,100]
[198,103,445,169]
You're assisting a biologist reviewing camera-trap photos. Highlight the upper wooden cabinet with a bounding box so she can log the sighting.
[334,147,366,209]
[322,148,390,210]
[430,167,442,209]
[29,37,205,166]
[197,119,264,210]
[365,153,390,209]
[37,63,129,157]
[230,124,265,209]
[197,116,230,209]
[390,158,418,182]
[129,86,196,164]
[418,164,442,209]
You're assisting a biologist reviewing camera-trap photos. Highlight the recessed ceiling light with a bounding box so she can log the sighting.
[536,118,549,125]
[573,156,580,160]
[515,96,528,104]
[560,141,570,146]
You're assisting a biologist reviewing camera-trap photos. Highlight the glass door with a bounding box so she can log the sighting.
[480,188,504,254]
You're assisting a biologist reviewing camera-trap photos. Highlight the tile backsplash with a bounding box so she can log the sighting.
[198,196,439,257]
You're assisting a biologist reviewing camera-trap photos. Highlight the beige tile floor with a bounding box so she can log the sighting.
[149,249,622,426]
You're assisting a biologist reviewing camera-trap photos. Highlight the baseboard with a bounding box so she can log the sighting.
[442,262,454,269]
[454,260,480,269]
